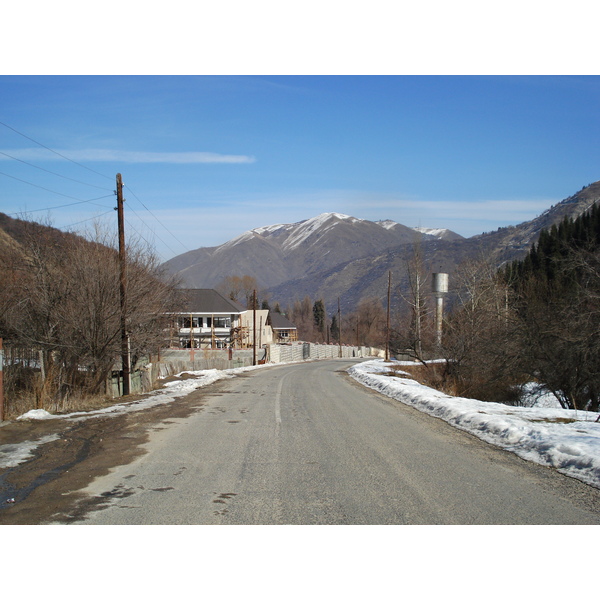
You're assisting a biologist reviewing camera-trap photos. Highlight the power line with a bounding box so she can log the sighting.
[122,217,171,264]
[64,210,115,228]
[124,202,182,261]
[0,149,112,191]
[0,118,192,261]
[124,183,192,254]
[1,169,114,207]
[0,120,113,181]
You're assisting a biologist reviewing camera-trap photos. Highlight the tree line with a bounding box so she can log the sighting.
[0,217,180,415]
[217,274,389,348]
[432,203,600,412]
[4,197,586,417]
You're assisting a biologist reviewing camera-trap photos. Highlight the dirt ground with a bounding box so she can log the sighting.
[0,374,214,525]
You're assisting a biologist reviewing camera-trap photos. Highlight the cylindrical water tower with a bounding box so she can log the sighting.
[432,273,449,347]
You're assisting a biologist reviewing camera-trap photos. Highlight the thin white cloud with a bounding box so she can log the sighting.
[0,148,256,164]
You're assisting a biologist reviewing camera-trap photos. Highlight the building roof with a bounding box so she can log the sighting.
[269,312,297,330]
[177,289,247,314]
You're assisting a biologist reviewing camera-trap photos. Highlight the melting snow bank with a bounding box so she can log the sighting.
[0,434,61,469]
[4,364,273,469]
[15,364,273,424]
[348,360,600,489]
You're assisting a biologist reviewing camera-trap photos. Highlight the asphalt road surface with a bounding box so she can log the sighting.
[69,359,600,525]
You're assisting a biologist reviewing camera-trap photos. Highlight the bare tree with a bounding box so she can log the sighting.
[0,217,179,407]
[217,275,263,308]
[442,257,521,403]
[346,297,386,347]
[290,296,314,341]
[391,242,432,361]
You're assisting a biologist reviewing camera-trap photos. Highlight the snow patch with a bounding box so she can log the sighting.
[413,226,450,238]
[348,360,600,489]
[0,434,61,468]
[376,219,399,230]
[4,364,275,470]
[215,230,257,252]
[17,409,57,421]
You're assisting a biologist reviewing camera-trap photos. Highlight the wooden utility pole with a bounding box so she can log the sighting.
[337,297,342,357]
[0,338,4,421]
[116,173,130,395]
[252,289,257,366]
[385,270,391,361]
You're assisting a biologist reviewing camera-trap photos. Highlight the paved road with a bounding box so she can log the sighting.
[71,359,600,524]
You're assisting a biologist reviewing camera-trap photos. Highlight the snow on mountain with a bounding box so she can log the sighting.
[376,219,399,230]
[217,213,356,253]
[282,213,357,251]
[412,226,464,241]
[413,226,447,237]
[164,210,463,293]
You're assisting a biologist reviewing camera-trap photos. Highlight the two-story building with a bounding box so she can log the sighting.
[168,288,247,349]
[168,288,298,349]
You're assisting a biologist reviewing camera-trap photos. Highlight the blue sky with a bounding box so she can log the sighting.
[2,75,600,262]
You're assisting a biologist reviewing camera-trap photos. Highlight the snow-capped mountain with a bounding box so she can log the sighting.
[163,182,600,310]
[164,212,456,291]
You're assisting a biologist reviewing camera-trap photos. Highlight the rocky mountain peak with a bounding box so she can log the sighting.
[162,182,600,310]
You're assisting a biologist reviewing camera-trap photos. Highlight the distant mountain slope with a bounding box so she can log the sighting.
[267,182,600,311]
[412,226,465,241]
[162,182,600,312]
[162,212,459,290]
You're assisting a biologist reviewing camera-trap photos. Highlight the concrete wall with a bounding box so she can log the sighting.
[123,343,381,398]
[155,343,378,375]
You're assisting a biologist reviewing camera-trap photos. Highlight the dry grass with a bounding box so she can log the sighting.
[386,361,525,405]
[387,362,459,396]
[2,389,126,420]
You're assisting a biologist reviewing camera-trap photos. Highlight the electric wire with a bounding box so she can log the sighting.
[64,210,115,229]
[0,149,112,191]
[121,213,171,263]
[0,169,114,206]
[123,201,179,262]
[1,119,191,262]
[0,120,113,181]
[124,183,192,255]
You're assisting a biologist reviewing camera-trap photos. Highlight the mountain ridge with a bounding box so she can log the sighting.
[163,212,462,291]
[162,181,600,311]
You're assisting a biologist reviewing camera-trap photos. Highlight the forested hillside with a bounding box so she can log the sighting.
[502,202,600,411]
[431,202,600,412]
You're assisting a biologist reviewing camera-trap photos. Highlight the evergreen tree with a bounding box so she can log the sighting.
[330,314,339,343]
[502,203,600,411]
[313,299,325,334]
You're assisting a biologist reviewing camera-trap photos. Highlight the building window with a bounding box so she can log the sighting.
[179,317,201,328]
